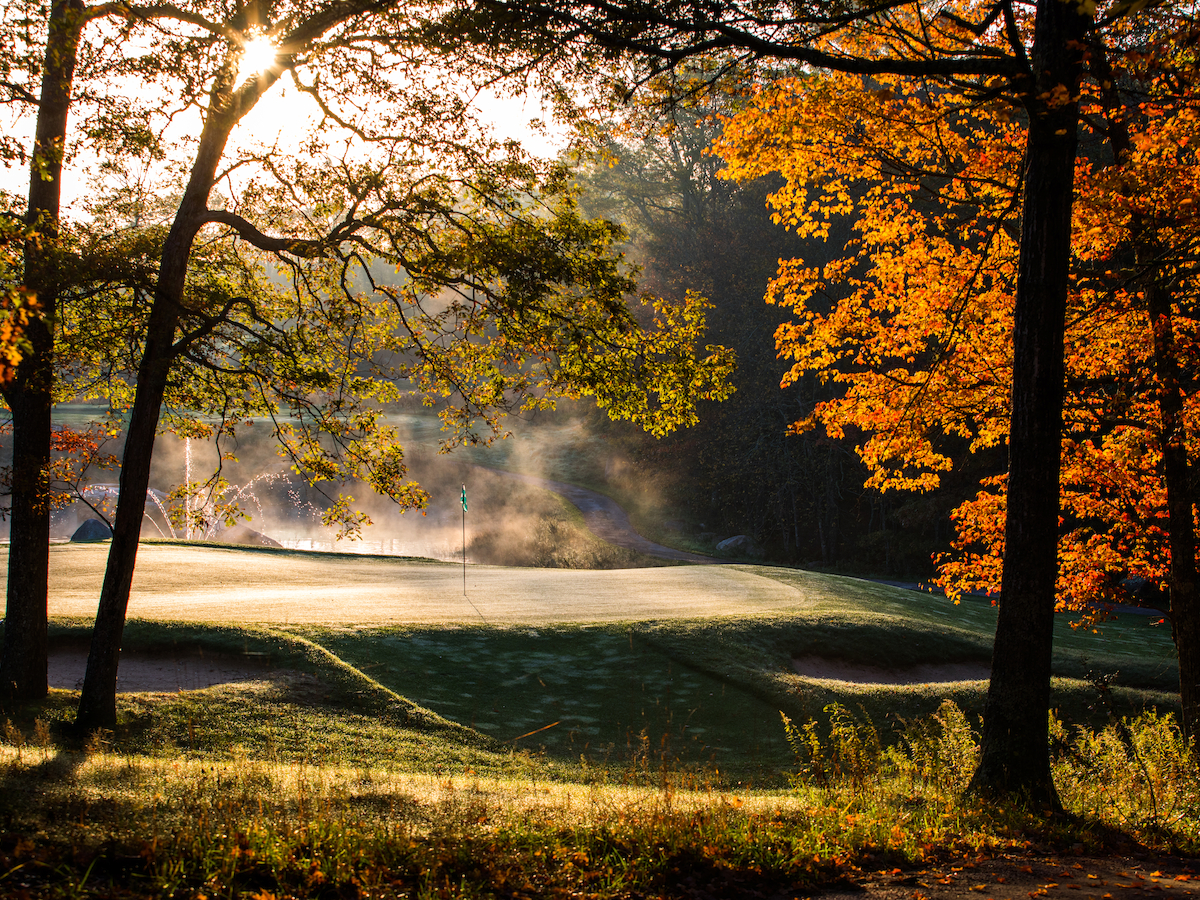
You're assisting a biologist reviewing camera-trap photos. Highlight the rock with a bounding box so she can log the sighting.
[217,524,282,548]
[71,518,113,542]
[716,534,763,557]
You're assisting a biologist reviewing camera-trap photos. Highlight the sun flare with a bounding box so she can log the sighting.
[237,35,277,82]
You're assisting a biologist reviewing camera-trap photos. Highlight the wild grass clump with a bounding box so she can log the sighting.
[1052,710,1200,844]
[781,699,1200,852]
[781,700,978,810]
[0,694,1198,898]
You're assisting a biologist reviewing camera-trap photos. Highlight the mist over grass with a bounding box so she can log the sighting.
[27,406,677,567]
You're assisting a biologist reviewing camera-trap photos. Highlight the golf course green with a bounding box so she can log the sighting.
[15,541,1181,778]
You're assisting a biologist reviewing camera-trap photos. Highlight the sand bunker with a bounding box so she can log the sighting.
[49,649,278,693]
[792,655,990,685]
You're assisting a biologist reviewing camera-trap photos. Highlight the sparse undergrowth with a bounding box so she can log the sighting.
[468,493,667,569]
[0,684,1196,899]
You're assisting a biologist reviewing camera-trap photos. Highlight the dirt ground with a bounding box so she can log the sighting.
[816,851,1198,900]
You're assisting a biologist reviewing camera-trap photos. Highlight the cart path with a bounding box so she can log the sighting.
[483,468,714,563]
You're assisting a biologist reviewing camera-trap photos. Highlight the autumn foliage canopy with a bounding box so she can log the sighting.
[715,13,1200,616]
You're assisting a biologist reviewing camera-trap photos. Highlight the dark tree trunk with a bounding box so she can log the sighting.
[74,197,210,730]
[1148,265,1200,741]
[0,0,84,707]
[72,295,183,729]
[75,74,255,730]
[967,0,1088,804]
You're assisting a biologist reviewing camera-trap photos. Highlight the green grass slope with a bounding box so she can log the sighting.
[14,543,1181,785]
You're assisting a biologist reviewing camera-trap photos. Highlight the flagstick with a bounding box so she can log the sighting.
[459,484,487,623]
[462,483,467,596]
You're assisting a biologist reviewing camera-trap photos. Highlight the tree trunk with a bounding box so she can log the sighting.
[75,73,251,731]
[74,195,209,729]
[967,0,1087,804]
[73,296,182,729]
[1147,263,1200,742]
[0,0,84,707]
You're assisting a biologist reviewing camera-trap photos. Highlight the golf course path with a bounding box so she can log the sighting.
[483,468,714,563]
[38,543,804,624]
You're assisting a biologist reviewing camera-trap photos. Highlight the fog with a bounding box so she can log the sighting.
[16,408,670,569]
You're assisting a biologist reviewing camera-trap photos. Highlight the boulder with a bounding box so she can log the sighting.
[218,524,282,548]
[71,518,112,542]
[716,534,763,557]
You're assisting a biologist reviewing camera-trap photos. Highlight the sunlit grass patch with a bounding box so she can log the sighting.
[3,695,1196,900]
[0,744,1072,898]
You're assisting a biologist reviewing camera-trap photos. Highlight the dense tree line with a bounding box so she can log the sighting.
[571,88,985,575]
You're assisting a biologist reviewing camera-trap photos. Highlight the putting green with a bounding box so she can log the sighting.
[30,543,811,624]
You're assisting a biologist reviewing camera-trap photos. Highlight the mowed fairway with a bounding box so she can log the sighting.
[30,542,808,624]
[10,540,1184,779]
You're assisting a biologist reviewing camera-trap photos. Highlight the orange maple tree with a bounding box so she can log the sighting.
[715,17,1200,731]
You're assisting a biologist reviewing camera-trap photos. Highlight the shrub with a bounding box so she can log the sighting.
[895,700,979,800]
[782,703,882,794]
[1052,709,1200,842]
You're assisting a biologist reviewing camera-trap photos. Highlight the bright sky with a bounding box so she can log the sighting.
[1,50,570,219]
[233,72,569,160]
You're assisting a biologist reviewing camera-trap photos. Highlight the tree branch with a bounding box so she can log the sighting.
[202,209,330,257]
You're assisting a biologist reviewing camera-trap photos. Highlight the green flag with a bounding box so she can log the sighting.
[461,484,467,512]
